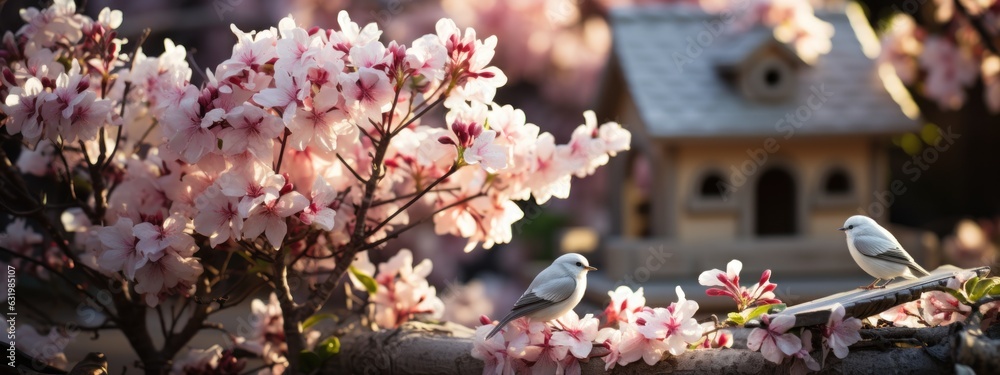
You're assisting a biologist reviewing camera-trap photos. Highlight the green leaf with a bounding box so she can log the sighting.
[970,277,1000,302]
[317,336,341,360]
[742,305,772,322]
[742,303,786,322]
[303,313,339,330]
[963,276,981,296]
[726,312,746,325]
[988,284,1000,297]
[299,350,321,373]
[349,265,378,294]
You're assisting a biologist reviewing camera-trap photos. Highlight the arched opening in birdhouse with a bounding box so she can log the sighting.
[823,168,852,195]
[699,172,728,199]
[755,168,796,236]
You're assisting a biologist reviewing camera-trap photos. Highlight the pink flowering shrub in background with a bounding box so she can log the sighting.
[878,0,1000,112]
[0,0,629,373]
[349,249,445,329]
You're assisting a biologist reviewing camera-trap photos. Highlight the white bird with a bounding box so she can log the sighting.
[486,253,596,339]
[839,215,929,289]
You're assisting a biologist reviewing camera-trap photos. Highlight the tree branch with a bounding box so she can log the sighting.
[0,246,118,322]
[371,187,459,207]
[359,192,486,252]
[365,164,458,238]
[336,153,366,183]
[274,245,305,374]
[953,0,999,54]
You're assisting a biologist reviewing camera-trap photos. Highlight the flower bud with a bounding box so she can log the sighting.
[761,283,777,294]
[759,269,771,285]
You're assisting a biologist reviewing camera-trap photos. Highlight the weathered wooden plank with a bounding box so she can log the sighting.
[770,266,991,327]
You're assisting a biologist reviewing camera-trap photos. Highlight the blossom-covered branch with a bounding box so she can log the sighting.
[0,1,630,373]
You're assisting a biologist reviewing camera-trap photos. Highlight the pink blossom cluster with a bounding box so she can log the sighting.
[112,7,628,271]
[1,0,629,313]
[698,259,781,312]
[231,293,322,374]
[472,311,600,374]
[0,0,203,308]
[0,0,119,146]
[0,0,188,155]
[433,0,613,108]
[878,2,1000,111]
[879,290,972,328]
[610,287,706,369]
[95,214,203,307]
[747,304,860,375]
[234,293,288,370]
[877,271,987,328]
[0,219,68,277]
[724,0,835,63]
[350,249,445,328]
[473,286,712,374]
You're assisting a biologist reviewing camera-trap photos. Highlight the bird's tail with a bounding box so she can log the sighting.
[485,313,517,339]
[485,324,503,340]
[909,262,930,278]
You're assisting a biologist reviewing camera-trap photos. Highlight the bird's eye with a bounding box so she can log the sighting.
[575,262,583,267]
[848,225,854,230]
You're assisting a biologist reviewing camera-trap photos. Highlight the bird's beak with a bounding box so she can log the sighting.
[585,266,598,271]
[837,227,847,231]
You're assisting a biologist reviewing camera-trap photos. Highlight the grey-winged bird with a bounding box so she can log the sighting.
[839,215,929,289]
[486,253,596,339]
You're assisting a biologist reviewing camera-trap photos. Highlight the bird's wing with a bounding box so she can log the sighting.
[513,275,577,309]
[486,276,577,339]
[853,233,918,266]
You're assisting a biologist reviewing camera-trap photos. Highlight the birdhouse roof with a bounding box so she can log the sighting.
[712,27,807,70]
[606,5,920,139]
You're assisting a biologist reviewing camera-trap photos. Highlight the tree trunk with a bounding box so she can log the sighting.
[327,322,997,375]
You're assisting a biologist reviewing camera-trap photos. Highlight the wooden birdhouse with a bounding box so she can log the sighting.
[587,4,930,308]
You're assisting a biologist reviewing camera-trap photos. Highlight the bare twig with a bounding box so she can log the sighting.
[371,187,459,207]
[0,246,119,322]
[274,128,290,174]
[337,153,366,183]
[365,164,458,237]
[359,192,486,252]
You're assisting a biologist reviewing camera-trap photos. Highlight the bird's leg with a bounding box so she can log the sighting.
[861,279,881,290]
[876,279,894,289]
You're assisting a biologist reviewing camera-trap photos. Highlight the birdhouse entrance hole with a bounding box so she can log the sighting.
[755,168,796,236]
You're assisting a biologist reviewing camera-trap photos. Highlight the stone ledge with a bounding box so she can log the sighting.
[329,323,967,374]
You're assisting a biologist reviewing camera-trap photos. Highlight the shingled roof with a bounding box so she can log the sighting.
[607,5,919,139]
